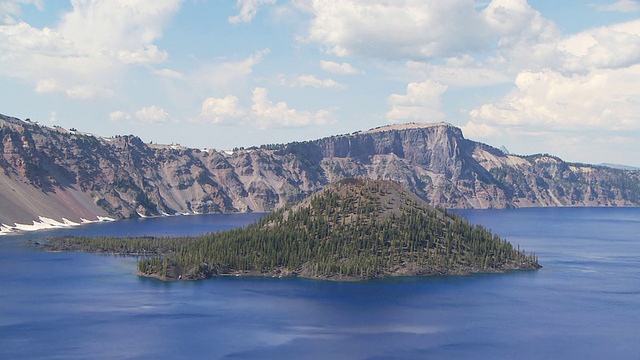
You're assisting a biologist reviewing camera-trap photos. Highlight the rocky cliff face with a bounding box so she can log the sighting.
[1,114,639,228]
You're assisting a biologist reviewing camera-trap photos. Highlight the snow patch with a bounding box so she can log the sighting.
[0,215,116,235]
[0,225,14,235]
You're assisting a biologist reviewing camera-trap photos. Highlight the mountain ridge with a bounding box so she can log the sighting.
[1,113,639,231]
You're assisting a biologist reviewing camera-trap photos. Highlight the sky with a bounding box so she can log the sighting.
[1,0,639,167]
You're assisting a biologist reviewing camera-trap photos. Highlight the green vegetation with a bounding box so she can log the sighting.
[47,179,540,281]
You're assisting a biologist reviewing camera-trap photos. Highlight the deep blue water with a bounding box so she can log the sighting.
[1,208,639,359]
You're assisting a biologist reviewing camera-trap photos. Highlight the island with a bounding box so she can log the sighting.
[45,179,540,281]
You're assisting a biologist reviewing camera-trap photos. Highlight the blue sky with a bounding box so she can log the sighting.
[1,0,639,167]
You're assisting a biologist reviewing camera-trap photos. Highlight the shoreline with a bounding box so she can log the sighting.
[3,205,637,237]
[134,263,542,283]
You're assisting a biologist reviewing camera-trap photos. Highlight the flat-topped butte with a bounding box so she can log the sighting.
[46,179,540,281]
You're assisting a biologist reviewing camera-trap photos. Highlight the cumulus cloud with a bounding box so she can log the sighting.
[455,13,640,164]
[301,0,556,61]
[56,1,179,64]
[460,121,502,139]
[289,74,346,89]
[303,0,488,59]
[228,0,276,23]
[197,49,269,88]
[195,88,335,128]
[109,110,131,122]
[135,106,171,124]
[464,16,640,142]
[320,60,363,75]
[302,0,567,95]
[199,95,246,124]
[386,80,448,122]
[476,1,561,74]
[0,0,181,98]
[251,87,334,128]
[560,20,640,72]
[593,0,640,12]
[481,0,558,48]
[468,66,640,135]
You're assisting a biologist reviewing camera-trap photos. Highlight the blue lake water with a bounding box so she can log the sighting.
[1,208,639,359]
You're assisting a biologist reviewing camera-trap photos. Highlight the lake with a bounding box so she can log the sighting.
[1,208,638,359]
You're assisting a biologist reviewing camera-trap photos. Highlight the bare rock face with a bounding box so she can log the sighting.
[1,114,639,228]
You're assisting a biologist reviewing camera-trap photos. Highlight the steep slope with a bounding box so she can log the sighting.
[290,123,640,208]
[48,179,540,281]
[0,114,323,228]
[1,113,639,231]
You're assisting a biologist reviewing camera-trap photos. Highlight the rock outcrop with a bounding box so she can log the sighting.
[1,114,639,229]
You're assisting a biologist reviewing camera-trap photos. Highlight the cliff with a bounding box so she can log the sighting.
[1,113,639,230]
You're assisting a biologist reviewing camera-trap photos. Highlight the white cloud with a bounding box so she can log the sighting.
[478,0,561,74]
[404,58,511,87]
[35,78,114,99]
[135,106,171,124]
[194,88,336,128]
[469,66,640,134]
[56,1,180,62]
[153,68,184,79]
[481,0,558,48]
[251,87,334,128]
[593,0,640,12]
[116,45,167,65]
[320,60,363,75]
[302,0,556,61]
[303,0,488,59]
[0,0,181,98]
[65,85,114,100]
[109,110,131,122]
[35,78,59,93]
[289,74,346,89]
[386,80,448,122]
[460,121,502,139]
[199,95,246,124]
[560,20,640,72]
[228,0,276,24]
[0,0,43,24]
[197,49,269,88]
[462,17,640,140]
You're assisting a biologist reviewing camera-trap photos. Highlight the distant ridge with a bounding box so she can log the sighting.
[1,112,640,231]
[600,163,640,171]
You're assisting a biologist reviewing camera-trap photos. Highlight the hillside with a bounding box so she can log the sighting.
[2,113,640,232]
[47,179,540,280]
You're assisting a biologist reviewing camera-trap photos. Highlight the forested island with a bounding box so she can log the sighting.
[45,179,540,281]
